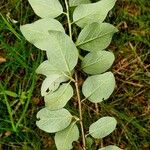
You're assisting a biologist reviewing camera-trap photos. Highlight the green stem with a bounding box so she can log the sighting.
[64,0,72,39]
[79,54,84,61]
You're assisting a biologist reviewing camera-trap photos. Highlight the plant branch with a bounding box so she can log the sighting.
[65,1,86,149]
[75,73,86,150]
[64,0,72,39]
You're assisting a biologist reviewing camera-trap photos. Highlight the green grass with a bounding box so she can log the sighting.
[0,0,150,149]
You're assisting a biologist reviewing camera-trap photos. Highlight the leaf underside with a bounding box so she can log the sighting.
[20,18,64,50]
[36,108,72,133]
[99,145,121,150]
[82,72,116,103]
[89,116,117,139]
[41,74,69,96]
[46,31,78,75]
[73,0,117,28]
[76,22,118,52]
[55,122,79,150]
[69,0,91,7]
[81,50,115,75]
[44,83,73,110]
[28,0,63,18]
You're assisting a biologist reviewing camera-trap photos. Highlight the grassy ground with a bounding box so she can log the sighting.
[0,0,150,150]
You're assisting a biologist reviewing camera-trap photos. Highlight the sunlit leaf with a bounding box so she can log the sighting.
[81,50,115,74]
[73,0,116,28]
[99,145,121,150]
[36,60,61,76]
[55,122,79,150]
[20,18,64,50]
[82,72,115,103]
[46,31,78,75]
[45,83,73,110]
[41,74,69,96]
[28,0,63,18]
[36,108,72,133]
[69,0,90,7]
[76,22,118,51]
[89,116,117,139]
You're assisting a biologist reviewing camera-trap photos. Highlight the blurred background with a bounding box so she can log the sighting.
[0,0,149,149]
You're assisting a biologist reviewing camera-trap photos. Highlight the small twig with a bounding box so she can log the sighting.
[117,78,144,87]
[75,73,86,150]
[95,103,99,116]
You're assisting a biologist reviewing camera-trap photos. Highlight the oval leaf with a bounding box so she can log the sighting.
[36,60,61,76]
[46,31,78,74]
[82,72,115,103]
[81,50,115,75]
[73,0,116,28]
[76,22,118,52]
[41,74,69,96]
[69,0,91,7]
[89,117,117,139]
[44,83,73,110]
[28,0,63,18]
[20,18,64,50]
[55,122,79,150]
[36,108,72,133]
[99,145,121,150]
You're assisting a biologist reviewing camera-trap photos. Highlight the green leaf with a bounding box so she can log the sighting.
[82,72,115,103]
[46,31,78,74]
[69,0,91,7]
[73,0,116,28]
[86,137,94,150]
[55,122,79,150]
[76,22,118,52]
[20,18,64,50]
[41,74,69,96]
[99,145,121,150]
[89,116,117,139]
[81,50,115,75]
[28,0,63,18]
[36,108,72,133]
[36,60,61,76]
[3,91,18,98]
[44,83,73,110]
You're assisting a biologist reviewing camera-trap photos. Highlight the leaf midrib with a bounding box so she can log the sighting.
[89,119,116,136]
[86,73,112,99]
[73,0,115,24]
[76,31,114,47]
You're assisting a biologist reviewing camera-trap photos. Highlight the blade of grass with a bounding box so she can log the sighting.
[16,73,36,129]
[0,83,17,132]
[0,13,21,40]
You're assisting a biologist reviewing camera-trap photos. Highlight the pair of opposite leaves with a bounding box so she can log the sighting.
[37,108,119,150]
